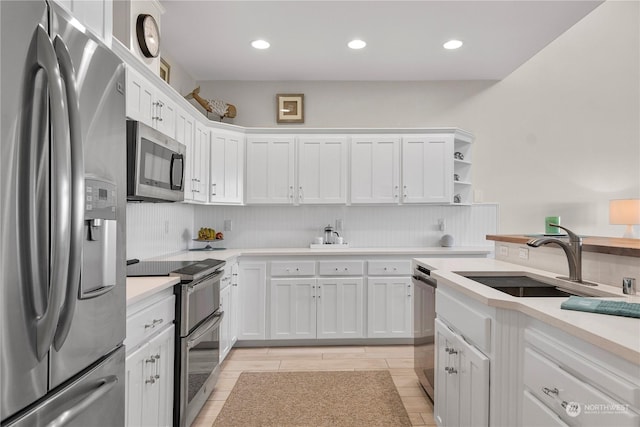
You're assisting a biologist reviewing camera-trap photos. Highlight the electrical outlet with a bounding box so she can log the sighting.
[519,247,529,260]
[499,246,509,257]
[224,219,233,231]
[164,220,169,234]
[437,218,446,232]
[335,219,343,232]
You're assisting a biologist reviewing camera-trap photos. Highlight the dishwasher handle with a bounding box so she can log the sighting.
[412,273,437,289]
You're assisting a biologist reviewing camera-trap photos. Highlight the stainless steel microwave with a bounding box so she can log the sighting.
[127,120,186,202]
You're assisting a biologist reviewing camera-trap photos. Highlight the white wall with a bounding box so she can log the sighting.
[161,50,197,99]
[197,1,640,237]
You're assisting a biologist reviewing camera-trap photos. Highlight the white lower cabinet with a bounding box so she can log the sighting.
[367,277,412,338]
[434,318,489,427]
[522,327,640,427]
[125,324,174,427]
[238,262,267,341]
[270,277,364,339]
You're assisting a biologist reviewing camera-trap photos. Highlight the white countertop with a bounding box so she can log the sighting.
[126,276,180,306]
[126,246,491,307]
[150,246,493,262]
[414,257,640,364]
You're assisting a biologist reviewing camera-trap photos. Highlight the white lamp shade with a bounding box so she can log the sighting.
[609,199,640,225]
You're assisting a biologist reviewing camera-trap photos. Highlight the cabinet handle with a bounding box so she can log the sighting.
[335,268,339,271]
[542,387,559,397]
[211,183,217,196]
[145,358,156,364]
[144,318,163,329]
[445,347,458,355]
[445,367,458,375]
[289,185,294,201]
[145,377,156,384]
[299,186,304,202]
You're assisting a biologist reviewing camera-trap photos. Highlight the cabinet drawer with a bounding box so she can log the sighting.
[368,260,411,275]
[435,289,491,353]
[522,390,569,427]
[271,261,316,276]
[318,261,364,276]
[125,294,175,351]
[523,348,639,426]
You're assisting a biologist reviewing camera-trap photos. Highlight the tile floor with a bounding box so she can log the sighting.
[191,345,436,426]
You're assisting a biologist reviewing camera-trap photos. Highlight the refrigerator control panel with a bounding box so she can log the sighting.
[85,178,116,220]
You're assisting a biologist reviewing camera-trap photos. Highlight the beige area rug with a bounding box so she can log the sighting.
[212,370,412,426]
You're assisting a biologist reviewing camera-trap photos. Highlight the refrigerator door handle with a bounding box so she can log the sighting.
[52,35,84,351]
[31,24,72,361]
[44,375,119,427]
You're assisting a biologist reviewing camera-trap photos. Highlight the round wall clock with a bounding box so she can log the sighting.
[136,14,160,58]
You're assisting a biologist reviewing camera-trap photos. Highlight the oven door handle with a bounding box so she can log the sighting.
[187,311,224,349]
[187,270,225,294]
[412,274,438,289]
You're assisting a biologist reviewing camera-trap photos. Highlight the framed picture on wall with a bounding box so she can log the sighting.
[160,57,171,84]
[276,93,304,123]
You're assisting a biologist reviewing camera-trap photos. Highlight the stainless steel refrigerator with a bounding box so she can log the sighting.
[1,1,126,425]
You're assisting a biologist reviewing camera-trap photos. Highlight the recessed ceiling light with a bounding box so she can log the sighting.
[251,39,270,49]
[443,39,463,50]
[348,39,366,50]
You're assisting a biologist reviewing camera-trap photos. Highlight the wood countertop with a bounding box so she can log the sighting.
[486,235,640,258]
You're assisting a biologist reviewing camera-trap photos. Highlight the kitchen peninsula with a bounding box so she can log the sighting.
[416,256,640,427]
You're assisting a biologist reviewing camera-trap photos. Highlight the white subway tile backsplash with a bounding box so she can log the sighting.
[127,202,498,259]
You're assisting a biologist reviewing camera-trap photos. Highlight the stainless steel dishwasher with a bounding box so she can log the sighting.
[413,264,437,402]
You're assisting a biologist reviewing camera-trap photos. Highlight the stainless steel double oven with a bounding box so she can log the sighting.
[127,258,225,427]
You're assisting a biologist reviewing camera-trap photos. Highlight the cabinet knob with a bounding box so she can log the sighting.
[344,267,348,271]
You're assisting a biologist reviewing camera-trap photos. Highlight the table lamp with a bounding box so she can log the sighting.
[609,199,640,238]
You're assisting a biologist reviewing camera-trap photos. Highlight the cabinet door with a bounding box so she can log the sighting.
[367,277,412,338]
[350,136,400,204]
[270,278,316,339]
[238,262,267,340]
[176,110,195,201]
[297,137,347,204]
[316,278,364,339]
[126,67,154,126]
[146,326,175,427]
[153,92,177,139]
[245,136,295,204]
[230,263,239,345]
[402,135,453,203]
[434,319,459,427]
[456,329,489,427]
[210,131,244,204]
[192,124,210,203]
[125,343,148,427]
[54,0,111,43]
[219,285,231,361]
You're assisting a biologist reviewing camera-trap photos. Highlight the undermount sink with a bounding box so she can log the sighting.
[461,275,590,298]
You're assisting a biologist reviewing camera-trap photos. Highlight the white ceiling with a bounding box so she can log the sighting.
[160,0,603,81]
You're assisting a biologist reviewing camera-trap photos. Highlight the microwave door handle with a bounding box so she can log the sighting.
[52,36,85,351]
[170,153,184,190]
[26,25,72,361]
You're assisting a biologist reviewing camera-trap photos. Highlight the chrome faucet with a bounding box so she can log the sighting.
[527,224,595,285]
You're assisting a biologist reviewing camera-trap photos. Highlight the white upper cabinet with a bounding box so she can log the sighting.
[176,109,195,201]
[125,67,177,139]
[350,136,400,204]
[401,134,454,204]
[245,136,296,204]
[184,123,209,203]
[297,136,347,204]
[209,130,244,205]
[52,0,112,44]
